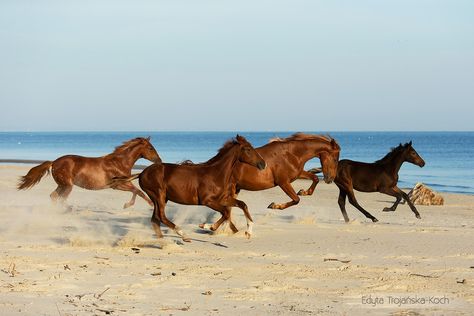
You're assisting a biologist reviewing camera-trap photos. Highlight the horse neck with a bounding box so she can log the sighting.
[110,145,144,170]
[380,151,406,175]
[291,140,332,163]
[208,145,240,184]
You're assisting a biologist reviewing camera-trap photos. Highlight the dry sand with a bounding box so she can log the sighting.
[0,165,473,315]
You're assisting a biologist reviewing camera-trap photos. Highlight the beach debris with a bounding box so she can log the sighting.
[161,302,191,311]
[95,287,110,299]
[404,182,444,205]
[131,247,140,254]
[94,256,110,260]
[409,272,441,278]
[151,272,162,276]
[323,258,351,264]
[63,264,71,271]
[96,308,114,314]
[202,290,212,295]
[213,242,228,248]
[1,263,18,277]
[171,272,177,276]
[456,278,466,284]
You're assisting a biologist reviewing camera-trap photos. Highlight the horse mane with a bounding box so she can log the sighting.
[179,159,195,165]
[269,133,337,145]
[204,138,240,165]
[374,142,410,164]
[112,137,149,154]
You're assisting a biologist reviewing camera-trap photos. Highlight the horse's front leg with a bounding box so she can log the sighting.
[268,182,300,210]
[297,170,320,196]
[393,186,421,219]
[202,203,239,234]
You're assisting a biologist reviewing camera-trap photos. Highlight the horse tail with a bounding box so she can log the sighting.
[308,167,322,174]
[17,161,53,190]
[107,173,141,188]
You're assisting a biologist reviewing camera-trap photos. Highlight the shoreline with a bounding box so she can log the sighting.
[2,161,472,196]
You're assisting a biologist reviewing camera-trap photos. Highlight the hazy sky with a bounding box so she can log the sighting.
[0,1,473,131]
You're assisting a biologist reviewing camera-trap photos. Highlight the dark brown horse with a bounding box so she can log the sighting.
[18,137,161,208]
[233,133,340,210]
[111,135,266,242]
[324,141,425,222]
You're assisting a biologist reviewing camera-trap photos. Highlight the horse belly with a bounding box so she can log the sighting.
[73,163,109,190]
[237,167,275,191]
[165,174,200,205]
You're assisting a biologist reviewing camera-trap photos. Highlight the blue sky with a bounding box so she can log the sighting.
[0,0,473,131]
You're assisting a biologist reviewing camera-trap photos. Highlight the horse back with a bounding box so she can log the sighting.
[336,159,390,192]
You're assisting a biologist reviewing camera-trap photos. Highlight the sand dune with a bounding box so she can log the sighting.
[0,165,473,315]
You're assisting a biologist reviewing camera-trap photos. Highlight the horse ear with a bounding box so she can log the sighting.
[408,141,412,146]
[235,134,245,143]
[331,139,337,149]
[146,136,151,141]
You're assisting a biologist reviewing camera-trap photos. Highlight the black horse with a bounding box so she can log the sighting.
[314,141,425,222]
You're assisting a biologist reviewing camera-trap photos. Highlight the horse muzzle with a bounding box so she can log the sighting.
[324,176,334,184]
[418,160,426,168]
[256,161,266,171]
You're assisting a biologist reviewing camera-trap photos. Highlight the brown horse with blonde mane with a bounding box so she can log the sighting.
[201,133,340,232]
[18,137,161,208]
[110,135,266,242]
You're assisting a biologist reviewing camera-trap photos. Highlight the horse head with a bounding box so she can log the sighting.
[404,141,425,167]
[235,135,266,170]
[140,137,162,163]
[320,138,340,183]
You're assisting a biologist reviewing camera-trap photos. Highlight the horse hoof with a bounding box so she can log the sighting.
[267,202,275,209]
[245,231,251,239]
[382,207,393,212]
[416,214,421,219]
[123,203,130,209]
[297,189,304,196]
[182,237,192,243]
[372,218,379,223]
[198,223,205,229]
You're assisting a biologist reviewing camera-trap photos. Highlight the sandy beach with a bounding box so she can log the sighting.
[0,164,473,315]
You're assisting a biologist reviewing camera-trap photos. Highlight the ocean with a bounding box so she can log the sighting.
[0,132,472,195]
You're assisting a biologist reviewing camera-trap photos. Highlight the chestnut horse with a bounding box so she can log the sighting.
[320,141,425,223]
[233,133,340,210]
[111,135,266,242]
[18,137,161,208]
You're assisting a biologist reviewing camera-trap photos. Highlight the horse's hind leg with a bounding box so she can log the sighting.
[113,182,153,209]
[50,185,73,204]
[380,187,402,212]
[153,192,190,242]
[268,182,300,210]
[346,188,378,222]
[337,187,350,223]
[297,170,320,196]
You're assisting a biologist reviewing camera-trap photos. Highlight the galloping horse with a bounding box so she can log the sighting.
[111,135,266,242]
[326,141,425,222]
[18,137,161,208]
[233,133,340,210]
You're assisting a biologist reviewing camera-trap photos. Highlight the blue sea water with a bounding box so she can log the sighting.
[0,132,473,194]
